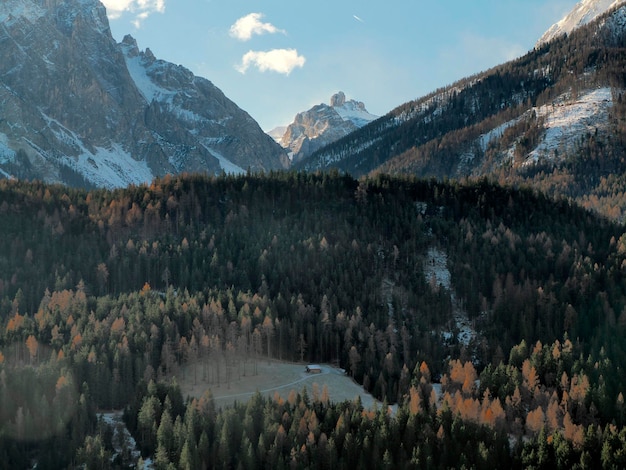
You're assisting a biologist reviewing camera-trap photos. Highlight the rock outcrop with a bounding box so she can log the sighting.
[0,0,288,188]
[274,92,377,162]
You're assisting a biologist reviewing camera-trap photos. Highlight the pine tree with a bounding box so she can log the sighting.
[155,404,177,467]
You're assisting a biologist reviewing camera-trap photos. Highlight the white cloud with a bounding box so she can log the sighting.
[101,0,165,25]
[229,13,285,41]
[236,49,305,75]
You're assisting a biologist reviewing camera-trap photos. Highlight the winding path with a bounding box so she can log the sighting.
[212,365,338,401]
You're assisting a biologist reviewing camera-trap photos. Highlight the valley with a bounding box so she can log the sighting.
[2,0,626,468]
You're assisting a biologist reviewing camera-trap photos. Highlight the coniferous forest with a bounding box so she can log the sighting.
[2,172,626,468]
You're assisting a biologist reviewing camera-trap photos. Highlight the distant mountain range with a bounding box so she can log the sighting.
[295,0,626,221]
[1,0,625,213]
[269,92,377,163]
[0,0,288,188]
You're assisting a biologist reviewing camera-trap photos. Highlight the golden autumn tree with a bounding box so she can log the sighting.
[408,385,422,416]
[526,406,545,435]
[25,335,38,365]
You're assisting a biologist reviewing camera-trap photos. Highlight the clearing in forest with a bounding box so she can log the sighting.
[176,360,381,409]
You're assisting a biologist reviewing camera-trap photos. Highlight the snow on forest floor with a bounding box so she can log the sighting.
[178,360,384,411]
[423,247,477,346]
[99,411,143,466]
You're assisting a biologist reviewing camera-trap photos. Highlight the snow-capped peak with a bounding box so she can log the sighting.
[537,0,626,46]
[330,92,378,128]
[271,92,377,163]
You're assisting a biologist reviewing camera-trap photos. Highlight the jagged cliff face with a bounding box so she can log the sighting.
[0,0,288,188]
[276,92,377,163]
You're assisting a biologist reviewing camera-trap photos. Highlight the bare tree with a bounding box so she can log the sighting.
[262,314,274,362]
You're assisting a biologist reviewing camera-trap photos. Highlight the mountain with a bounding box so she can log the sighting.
[272,92,377,162]
[267,126,288,142]
[296,1,626,221]
[537,0,625,45]
[0,0,288,188]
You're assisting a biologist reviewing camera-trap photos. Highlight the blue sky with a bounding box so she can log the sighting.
[101,1,580,131]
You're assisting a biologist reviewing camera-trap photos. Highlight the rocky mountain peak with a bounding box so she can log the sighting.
[121,34,140,57]
[273,92,377,163]
[143,47,157,64]
[331,92,346,107]
[0,0,288,188]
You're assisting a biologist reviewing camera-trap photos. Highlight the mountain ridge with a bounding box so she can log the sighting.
[273,92,377,162]
[0,0,288,188]
[537,0,626,45]
[295,0,626,221]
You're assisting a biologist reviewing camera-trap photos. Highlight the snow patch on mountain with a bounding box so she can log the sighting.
[0,0,46,24]
[40,111,87,153]
[331,92,378,127]
[480,119,521,152]
[38,109,154,188]
[275,92,377,162]
[596,3,626,38]
[472,87,613,169]
[468,87,614,171]
[123,39,232,136]
[527,87,613,164]
[537,0,626,45]
[424,248,451,290]
[423,247,477,347]
[205,148,246,175]
[122,50,175,104]
[79,0,111,35]
[334,104,377,127]
[0,133,15,163]
[68,145,154,189]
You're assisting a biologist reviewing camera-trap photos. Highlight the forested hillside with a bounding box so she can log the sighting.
[1,173,626,468]
[298,5,626,223]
